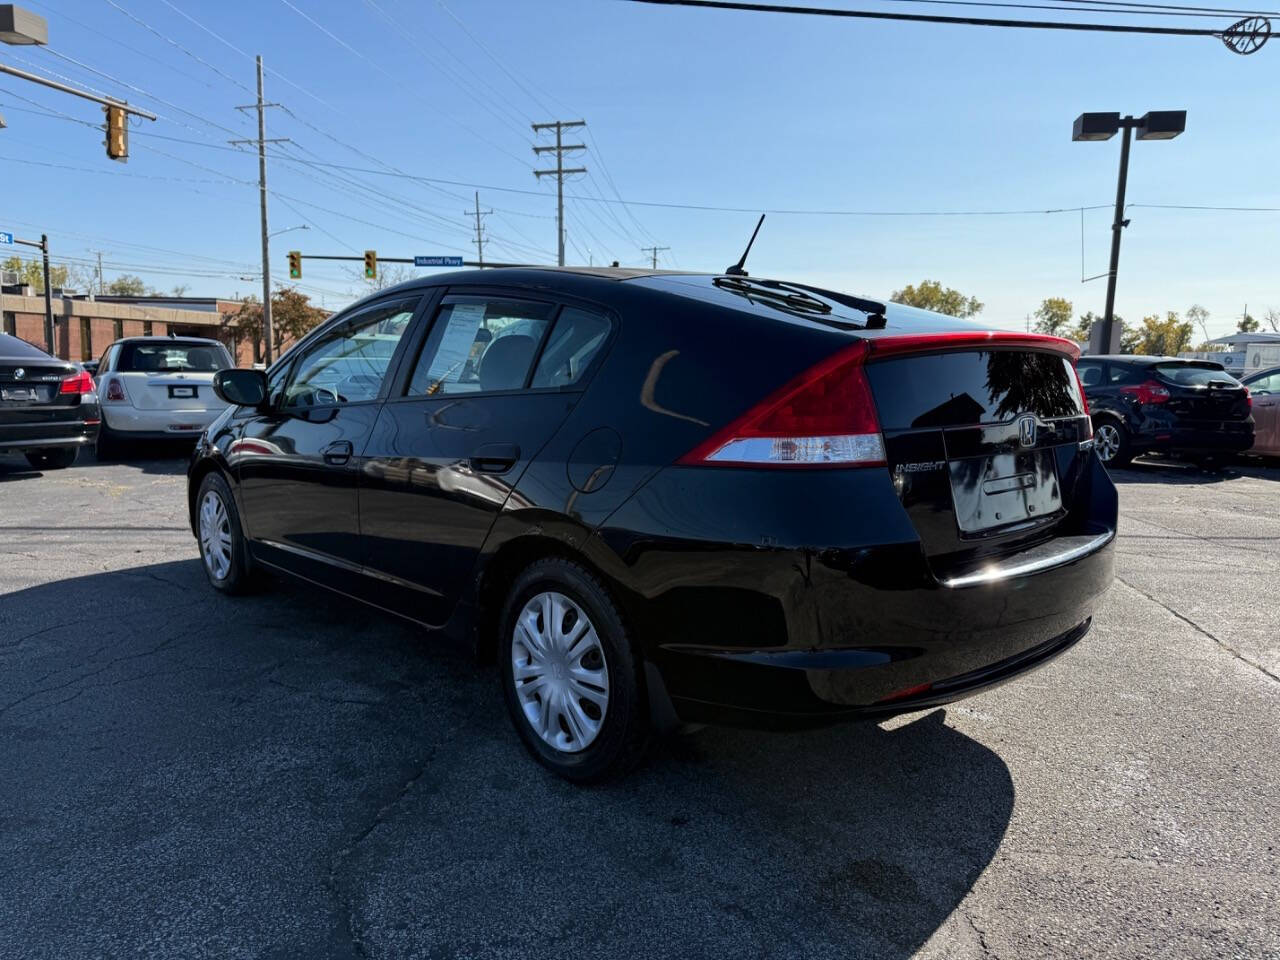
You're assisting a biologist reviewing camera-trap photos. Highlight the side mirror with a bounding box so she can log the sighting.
[213,368,269,408]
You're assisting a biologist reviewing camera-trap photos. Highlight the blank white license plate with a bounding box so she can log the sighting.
[169,386,196,398]
[2,388,38,401]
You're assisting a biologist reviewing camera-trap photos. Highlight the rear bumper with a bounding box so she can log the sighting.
[102,404,224,437]
[1136,420,1254,455]
[597,461,1117,728]
[0,419,99,451]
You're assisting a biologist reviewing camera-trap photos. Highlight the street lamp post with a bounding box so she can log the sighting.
[1073,110,1186,353]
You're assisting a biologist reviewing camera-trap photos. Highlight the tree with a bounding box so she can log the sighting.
[1187,304,1211,344]
[3,255,69,293]
[350,263,414,293]
[1033,297,1074,337]
[1265,308,1280,333]
[107,274,147,296]
[1238,313,1260,333]
[890,279,983,318]
[1070,310,1099,344]
[222,287,328,363]
[1129,312,1193,356]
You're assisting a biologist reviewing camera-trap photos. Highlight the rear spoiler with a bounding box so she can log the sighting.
[862,331,1081,362]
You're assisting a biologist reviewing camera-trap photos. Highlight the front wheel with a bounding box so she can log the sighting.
[1093,420,1133,467]
[196,471,259,594]
[499,558,649,782]
[24,447,78,470]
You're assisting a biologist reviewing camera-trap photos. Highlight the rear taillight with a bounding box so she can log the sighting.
[59,370,95,395]
[679,342,885,468]
[1120,380,1171,405]
[104,378,127,402]
[1244,386,1252,410]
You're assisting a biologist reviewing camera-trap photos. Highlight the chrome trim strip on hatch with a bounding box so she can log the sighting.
[941,530,1115,589]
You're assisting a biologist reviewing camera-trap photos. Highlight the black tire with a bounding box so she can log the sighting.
[194,471,260,595]
[1093,419,1133,468]
[95,419,123,461]
[498,558,649,782]
[24,446,78,470]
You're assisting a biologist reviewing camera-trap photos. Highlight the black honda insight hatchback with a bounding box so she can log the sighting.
[189,268,1116,780]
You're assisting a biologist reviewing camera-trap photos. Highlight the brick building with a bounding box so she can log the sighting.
[0,292,283,368]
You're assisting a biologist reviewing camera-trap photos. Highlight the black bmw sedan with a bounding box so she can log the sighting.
[0,333,99,469]
[189,268,1116,780]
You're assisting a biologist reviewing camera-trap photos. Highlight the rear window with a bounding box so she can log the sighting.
[1152,362,1238,387]
[118,341,231,373]
[0,332,52,360]
[867,350,1085,430]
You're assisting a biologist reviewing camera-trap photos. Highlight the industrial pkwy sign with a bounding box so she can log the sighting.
[414,256,463,267]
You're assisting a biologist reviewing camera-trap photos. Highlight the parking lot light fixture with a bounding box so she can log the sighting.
[1074,109,1187,353]
[0,4,46,44]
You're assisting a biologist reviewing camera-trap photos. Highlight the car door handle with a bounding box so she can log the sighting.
[322,440,353,465]
[470,442,520,473]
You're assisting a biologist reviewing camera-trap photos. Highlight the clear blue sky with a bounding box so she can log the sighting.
[1,0,1276,338]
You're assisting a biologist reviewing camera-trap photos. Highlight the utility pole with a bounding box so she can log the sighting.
[532,120,586,267]
[231,57,288,365]
[641,245,670,269]
[92,251,104,294]
[465,191,492,267]
[40,234,53,354]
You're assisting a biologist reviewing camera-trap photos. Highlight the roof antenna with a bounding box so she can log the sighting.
[724,214,765,277]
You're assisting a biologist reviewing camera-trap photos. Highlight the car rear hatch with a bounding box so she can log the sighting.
[117,371,216,411]
[1150,362,1251,422]
[862,334,1095,579]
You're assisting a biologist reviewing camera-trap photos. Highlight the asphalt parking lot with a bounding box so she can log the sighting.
[1,447,1277,960]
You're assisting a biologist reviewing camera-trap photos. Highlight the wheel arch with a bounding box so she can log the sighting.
[187,456,233,536]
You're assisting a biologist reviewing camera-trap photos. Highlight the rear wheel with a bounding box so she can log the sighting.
[499,558,649,782]
[24,447,78,470]
[196,471,259,594]
[1093,420,1132,467]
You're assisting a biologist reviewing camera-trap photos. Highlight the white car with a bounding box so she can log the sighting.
[93,336,234,457]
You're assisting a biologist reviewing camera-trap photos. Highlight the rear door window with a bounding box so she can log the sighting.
[1076,361,1103,387]
[1247,371,1280,394]
[406,297,555,396]
[530,306,611,388]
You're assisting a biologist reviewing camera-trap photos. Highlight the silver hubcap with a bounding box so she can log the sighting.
[198,490,233,581]
[511,591,609,753]
[1095,423,1121,462]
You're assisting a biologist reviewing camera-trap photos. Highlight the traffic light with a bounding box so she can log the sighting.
[363,250,377,279]
[104,104,127,161]
[288,250,301,279]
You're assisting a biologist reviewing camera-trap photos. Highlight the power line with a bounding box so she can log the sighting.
[862,0,1273,18]
[624,0,1269,46]
[102,0,258,95]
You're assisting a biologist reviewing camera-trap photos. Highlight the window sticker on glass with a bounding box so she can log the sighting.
[425,303,486,394]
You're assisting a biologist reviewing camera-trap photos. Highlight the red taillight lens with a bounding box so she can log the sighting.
[679,342,885,468]
[1244,385,1252,410]
[1120,380,1171,405]
[104,378,127,402]
[59,370,95,395]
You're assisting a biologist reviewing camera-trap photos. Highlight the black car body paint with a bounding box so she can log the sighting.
[189,268,1116,728]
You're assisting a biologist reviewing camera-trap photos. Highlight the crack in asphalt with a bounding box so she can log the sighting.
[965,911,997,959]
[325,751,436,959]
[0,625,208,718]
[1115,576,1280,686]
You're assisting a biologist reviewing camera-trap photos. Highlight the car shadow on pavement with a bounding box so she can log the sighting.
[1107,456,1260,485]
[0,559,1014,960]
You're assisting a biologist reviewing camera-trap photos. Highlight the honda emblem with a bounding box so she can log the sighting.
[1018,414,1037,447]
